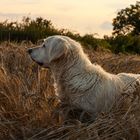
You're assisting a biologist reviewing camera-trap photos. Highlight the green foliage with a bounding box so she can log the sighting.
[111,1,140,54]
[0,17,59,43]
[98,38,112,50]
[113,1,140,36]
[108,34,140,54]
[80,34,98,49]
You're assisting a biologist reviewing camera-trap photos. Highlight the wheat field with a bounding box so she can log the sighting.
[0,42,140,140]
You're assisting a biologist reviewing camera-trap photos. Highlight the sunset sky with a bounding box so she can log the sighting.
[0,0,136,37]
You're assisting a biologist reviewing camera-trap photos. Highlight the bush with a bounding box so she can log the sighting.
[80,34,98,50]
[109,35,140,54]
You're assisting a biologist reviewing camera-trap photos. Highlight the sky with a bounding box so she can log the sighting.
[0,0,137,37]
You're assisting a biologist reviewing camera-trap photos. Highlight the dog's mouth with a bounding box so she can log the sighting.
[29,55,44,66]
[28,51,49,68]
[37,61,43,66]
[33,59,50,68]
[32,58,44,67]
[30,58,49,69]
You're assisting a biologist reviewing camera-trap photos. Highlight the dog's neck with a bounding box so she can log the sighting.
[50,49,109,99]
[50,48,93,80]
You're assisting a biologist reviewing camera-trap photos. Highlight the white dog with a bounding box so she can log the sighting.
[28,35,140,116]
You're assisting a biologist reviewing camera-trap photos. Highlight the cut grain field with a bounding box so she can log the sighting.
[0,42,140,140]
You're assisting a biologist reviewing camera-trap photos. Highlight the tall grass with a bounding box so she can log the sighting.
[0,42,140,140]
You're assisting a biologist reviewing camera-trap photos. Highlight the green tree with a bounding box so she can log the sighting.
[113,1,140,36]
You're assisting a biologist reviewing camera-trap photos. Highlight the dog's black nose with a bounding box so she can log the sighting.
[28,49,32,54]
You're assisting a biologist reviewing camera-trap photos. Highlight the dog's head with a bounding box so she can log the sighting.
[28,36,69,68]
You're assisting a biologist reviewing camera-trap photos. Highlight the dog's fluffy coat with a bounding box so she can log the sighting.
[28,35,140,116]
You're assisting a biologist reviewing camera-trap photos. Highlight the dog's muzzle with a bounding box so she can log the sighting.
[27,48,43,66]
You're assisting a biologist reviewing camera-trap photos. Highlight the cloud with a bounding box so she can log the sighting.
[0,13,24,17]
[0,12,38,21]
[54,5,76,13]
[107,2,126,9]
[106,1,137,14]
[100,21,113,30]
[18,0,39,4]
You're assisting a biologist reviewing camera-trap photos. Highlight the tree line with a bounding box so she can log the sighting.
[0,1,140,54]
[0,16,108,50]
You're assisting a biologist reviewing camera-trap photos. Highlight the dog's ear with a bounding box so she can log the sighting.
[49,39,68,62]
